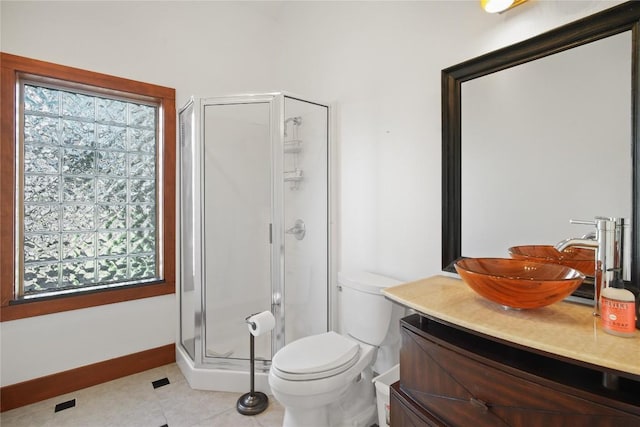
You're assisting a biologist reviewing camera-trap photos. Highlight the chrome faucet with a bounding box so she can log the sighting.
[554,217,624,316]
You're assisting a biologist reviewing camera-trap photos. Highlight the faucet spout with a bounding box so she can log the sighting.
[555,217,624,316]
[554,238,598,253]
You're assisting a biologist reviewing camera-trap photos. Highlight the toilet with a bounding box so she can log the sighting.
[268,271,403,427]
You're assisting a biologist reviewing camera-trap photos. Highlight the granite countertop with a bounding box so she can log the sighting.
[383,275,640,378]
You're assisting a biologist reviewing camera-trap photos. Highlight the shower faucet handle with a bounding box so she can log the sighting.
[285,219,306,240]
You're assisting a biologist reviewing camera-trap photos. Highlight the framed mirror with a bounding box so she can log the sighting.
[442,1,640,291]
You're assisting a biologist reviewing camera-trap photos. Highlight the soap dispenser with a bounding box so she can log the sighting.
[636,289,640,330]
[600,270,636,337]
[630,286,640,330]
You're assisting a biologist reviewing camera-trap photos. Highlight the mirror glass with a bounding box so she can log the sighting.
[460,31,632,279]
[443,2,640,291]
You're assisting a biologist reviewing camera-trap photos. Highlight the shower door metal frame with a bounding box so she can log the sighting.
[179,93,334,372]
[178,97,198,362]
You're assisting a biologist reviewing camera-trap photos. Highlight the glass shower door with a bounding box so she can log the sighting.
[202,101,273,362]
[178,93,331,376]
[282,96,329,344]
[179,101,196,360]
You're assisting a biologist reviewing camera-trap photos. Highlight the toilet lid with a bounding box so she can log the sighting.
[272,331,361,380]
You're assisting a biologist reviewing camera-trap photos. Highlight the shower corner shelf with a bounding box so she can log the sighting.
[284,140,303,153]
[284,168,304,182]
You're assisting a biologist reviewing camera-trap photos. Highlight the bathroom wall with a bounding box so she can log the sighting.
[270,2,496,281]
[0,0,625,388]
[269,0,627,281]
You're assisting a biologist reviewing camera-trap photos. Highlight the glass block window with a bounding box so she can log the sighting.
[18,83,160,298]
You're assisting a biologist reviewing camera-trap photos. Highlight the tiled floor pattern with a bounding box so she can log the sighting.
[1,363,284,427]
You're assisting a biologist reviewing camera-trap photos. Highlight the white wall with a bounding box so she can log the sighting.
[0,0,625,387]
[270,0,625,281]
[270,2,498,280]
[0,296,175,386]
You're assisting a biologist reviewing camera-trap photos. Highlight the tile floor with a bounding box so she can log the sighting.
[1,363,284,427]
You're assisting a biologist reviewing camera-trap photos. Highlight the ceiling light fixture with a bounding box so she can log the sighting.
[481,0,528,14]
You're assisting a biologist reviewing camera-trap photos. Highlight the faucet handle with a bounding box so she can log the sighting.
[570,217,621,227]
[569,219,596,226]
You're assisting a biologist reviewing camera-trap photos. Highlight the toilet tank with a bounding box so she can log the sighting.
[338,271,401,346]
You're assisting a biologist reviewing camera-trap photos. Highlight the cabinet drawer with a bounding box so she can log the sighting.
[390,381,444,427]
[400,317,640,427]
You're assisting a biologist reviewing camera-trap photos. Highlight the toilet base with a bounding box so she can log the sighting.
[283,406,329,427]
[282,400,376,427]
[278,368,377,427]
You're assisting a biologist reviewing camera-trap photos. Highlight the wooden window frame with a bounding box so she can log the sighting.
[0,53,176,321]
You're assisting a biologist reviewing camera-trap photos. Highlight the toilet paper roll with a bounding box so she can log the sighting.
[247,311,275,337]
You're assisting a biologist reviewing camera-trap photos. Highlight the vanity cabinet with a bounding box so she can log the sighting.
[392,314,640,427]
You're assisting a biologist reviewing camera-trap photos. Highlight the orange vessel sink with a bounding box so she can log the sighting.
[454,258,585,309]
[508,245,595,277]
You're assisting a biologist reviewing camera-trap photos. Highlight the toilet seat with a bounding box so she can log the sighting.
[272,331,361,381]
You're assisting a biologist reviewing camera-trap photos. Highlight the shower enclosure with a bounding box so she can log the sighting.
[177,93,332,392]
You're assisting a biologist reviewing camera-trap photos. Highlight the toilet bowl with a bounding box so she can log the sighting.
[268,272,403,427]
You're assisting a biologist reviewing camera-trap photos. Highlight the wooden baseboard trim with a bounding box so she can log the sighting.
[1,343,175,412]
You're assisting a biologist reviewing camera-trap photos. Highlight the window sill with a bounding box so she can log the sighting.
[0,280,175,321]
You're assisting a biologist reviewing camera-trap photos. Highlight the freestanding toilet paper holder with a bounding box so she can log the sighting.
[237,312,271,415]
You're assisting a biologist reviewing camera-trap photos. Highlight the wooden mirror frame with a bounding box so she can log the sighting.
[442,1,640,291]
